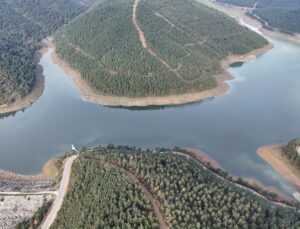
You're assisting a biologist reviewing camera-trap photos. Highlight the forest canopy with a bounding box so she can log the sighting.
[52,147,300,228]
[0,0,94,105]
[54,0,267,98]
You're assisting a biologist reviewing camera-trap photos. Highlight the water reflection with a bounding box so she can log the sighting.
[0,38,299,197]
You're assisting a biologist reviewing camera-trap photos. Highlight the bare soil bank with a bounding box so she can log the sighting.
[47,37,272,107]
[0,43,48,115]
[257,144,300,202]
[183,147,224,170]
[0,169,52,192]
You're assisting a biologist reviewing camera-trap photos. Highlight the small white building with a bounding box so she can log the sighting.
[72,144,78,153]
[297,146,300,156]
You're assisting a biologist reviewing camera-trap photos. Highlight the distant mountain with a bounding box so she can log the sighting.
[217,0,300,34]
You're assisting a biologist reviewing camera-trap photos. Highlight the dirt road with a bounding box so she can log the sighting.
[0,190,57,196]
[108,162,169,229]
[41,155,78,229]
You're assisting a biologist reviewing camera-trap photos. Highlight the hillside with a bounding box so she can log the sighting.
[216,0,300,34]
[282,139,300,169]
[53,0,267,99]
[0,0,95,106]
[51,147,300,228]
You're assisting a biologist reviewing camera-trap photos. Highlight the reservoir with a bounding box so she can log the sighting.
[0,36,299,196]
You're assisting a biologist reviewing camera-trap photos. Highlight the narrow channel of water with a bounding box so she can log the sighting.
[0,37,299,196]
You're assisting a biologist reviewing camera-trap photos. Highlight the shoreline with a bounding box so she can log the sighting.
[183,147,294,202]
[0,43,47,115]
[197,0,300,45]
[1,145,296,204]
[0,156,61,183]
[257,144,300,202]
[47,38,272,107]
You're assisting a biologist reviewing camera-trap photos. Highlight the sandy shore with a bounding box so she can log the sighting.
[47,37,272,107]
[197,0,300,44]
[0,44,48,115]
[183,147,224,170]
[257,144,300,201]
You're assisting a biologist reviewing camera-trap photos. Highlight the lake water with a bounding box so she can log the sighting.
[0,37,299,196]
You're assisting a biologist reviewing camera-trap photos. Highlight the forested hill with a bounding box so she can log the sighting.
[50,146,300,228]
[54,0,267,98]
[216,0,300,34]
[0,0,95,105]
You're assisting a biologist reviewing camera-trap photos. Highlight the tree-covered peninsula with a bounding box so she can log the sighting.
[53,0,268,99]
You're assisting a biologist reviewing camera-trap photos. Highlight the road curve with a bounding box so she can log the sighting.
[108,162,169,229]
[41,155,78,229]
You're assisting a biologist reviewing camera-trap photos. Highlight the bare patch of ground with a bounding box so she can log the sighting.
[0,161,55,228]
[0,169,53,192]
[0,194,53,229]
[42,158,62,181]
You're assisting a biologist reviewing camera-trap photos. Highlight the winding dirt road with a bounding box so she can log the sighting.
[132,0,147,48]
[41,155,78,229]
[132,0,191,82]
[108,162,169,229]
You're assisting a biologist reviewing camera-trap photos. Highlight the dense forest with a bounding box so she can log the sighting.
[52,158,159,228]
[216,0,300,34]
[0,0,95,105]
[54,0,267,97]
[53,146,300,228]
[282,138,300,169]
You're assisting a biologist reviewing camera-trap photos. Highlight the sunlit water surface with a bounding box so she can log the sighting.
[0,37,300,196]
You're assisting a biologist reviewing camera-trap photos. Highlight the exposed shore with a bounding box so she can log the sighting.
[257,144,300,202]
[184,147,294,203]
[197,0,300,44]
[0,43,48,115]
[47,38,272,107]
